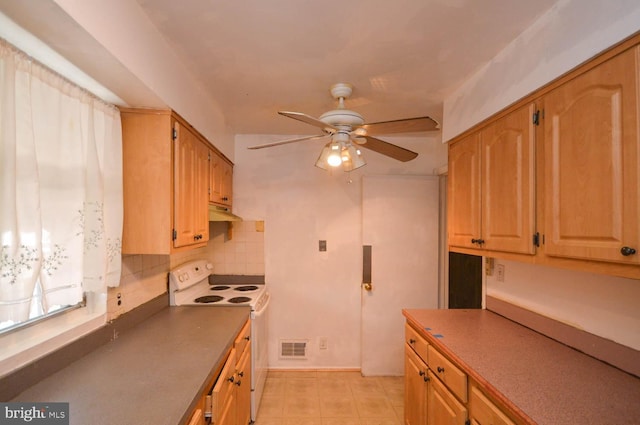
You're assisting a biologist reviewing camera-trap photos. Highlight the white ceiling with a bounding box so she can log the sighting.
[133,0,559,135]
[0,0,560,136]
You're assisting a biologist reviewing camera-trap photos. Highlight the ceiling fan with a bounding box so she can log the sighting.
[248,83,440,171]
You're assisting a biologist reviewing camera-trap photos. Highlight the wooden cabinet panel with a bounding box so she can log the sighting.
[448,103,536,255]
[469,384,515,425]
[121,109,210,254]
[427,346,468,403]
[481,104,536,254]
[543,46,639,264]
[212,348,236,425]
[236,342,251,425]
[174,123,209,248]
[428,370,468,425]
[405,343,428,425]
[210,151,233,206]
[448,132,482,249]
[405,322,429,364]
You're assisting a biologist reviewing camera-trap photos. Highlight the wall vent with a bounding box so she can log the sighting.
[279,339,308,359]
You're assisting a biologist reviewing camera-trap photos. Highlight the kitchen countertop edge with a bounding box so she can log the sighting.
[402,308,640,425]
[11,306,251,425]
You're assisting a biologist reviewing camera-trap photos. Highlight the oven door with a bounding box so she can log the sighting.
[250,292,270,421]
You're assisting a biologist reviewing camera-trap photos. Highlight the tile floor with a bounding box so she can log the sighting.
[254,370,404,425]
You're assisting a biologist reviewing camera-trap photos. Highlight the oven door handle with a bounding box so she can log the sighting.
[251,293,270,318]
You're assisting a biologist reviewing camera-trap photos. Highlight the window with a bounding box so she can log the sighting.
[0,38,123,338]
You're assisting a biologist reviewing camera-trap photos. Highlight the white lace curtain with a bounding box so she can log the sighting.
[0,38,123,329]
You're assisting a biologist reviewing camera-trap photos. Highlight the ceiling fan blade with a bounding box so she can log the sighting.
[355,116,440,136]
[355,136,418,162]
[248,134,327,150]
[279,111,338,133]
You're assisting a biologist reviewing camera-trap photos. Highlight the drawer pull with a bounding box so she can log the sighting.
[409,338,416,344]
[437,366,445,373]
[621,246,637,256]
[238,371,244,377]
[227,376,234,383]
[244,336,251,341]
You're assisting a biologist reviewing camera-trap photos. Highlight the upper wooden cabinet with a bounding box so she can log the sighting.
[121,109,212,254]
[448,103,536,255]
[209,151,233,207]
[174,122,209,248]
[448,35,640,278]
[542,46,639,265]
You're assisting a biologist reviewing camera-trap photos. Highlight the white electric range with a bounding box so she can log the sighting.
[168,260,269,422]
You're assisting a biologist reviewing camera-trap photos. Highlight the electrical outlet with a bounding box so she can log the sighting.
[319,337,328,350]
[496,264,505,282]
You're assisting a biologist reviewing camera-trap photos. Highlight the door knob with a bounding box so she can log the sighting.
[363,283,372,291]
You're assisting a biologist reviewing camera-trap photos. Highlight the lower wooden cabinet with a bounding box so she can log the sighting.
[198,319,252,425]
[469,384,515,425]
[234,320,252,425]
[404,322,468,425]
[428,370,468,425]
[404,321,517,425]
[405,344,428,424]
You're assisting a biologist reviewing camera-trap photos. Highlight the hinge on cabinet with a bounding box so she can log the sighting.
[172,128,177,140]
[172,229,177,241]
[533,232,540,247]
[532,110,540,126]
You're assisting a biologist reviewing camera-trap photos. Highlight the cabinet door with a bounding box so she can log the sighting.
[405,344,428,425]
[236,343,251,425]
[428,371,468,425]
[543,47,639,264]
[210,152,233,206]
[481,103,536,254]
[174,124,209,248]
[469,385,515,425]
[448,133,482,249]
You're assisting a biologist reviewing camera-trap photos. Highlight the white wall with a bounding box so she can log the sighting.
[487,260,640,350]
[51,0,235,160]
[233,135,447,369]
[442,0,640,350]
[443,0,640,141]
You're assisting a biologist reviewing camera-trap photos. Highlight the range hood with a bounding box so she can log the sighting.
[209,205,243,222]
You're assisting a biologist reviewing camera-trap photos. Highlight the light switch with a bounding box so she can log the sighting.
[319,240,327,252]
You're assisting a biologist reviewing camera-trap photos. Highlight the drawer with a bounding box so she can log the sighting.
[469,384,516,425]
[428,345,468,403]
[405,322,429,363]
[234,319,251,356]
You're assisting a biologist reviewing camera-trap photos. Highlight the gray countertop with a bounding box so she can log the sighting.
[12,306,250,425]
[403,309,640,425]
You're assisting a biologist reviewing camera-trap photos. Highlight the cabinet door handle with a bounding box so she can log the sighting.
[423,375,430,382]
[471,238,479,244]
[227,376,234,383]
[621,246,637,256]
[419,370,425,376]
[437,366,445,373]
[238,371,244,377]
[244,336,250,341]
[409,338,416,344]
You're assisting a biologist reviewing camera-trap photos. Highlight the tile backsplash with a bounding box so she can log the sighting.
[107,220,265,320]
[208,220,265,275]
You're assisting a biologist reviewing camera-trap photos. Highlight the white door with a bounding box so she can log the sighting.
[361,175,440,376]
